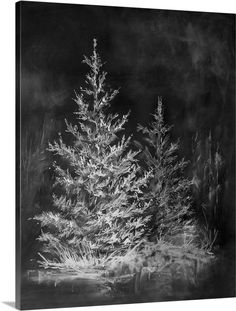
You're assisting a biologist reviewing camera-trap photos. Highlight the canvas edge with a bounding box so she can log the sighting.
[16,1,22,310]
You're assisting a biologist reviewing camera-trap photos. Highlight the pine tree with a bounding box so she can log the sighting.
[34,39,151,270]
[137,97,193,243]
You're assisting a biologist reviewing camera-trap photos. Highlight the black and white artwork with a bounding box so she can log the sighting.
[16,1,235,309]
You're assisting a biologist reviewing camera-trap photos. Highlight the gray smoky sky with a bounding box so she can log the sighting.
[19,2,235,164]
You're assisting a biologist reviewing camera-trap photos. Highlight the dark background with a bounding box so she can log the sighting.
[17,1,235,269]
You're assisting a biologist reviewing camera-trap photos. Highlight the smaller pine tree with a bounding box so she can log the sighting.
[137,97,193,243]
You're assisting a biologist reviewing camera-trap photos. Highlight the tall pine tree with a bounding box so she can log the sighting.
[34,39,151,270]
